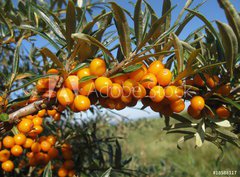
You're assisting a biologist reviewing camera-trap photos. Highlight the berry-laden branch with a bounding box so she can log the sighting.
[8,99,48,123]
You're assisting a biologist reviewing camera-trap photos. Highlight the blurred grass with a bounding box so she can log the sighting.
[112,118,240,177]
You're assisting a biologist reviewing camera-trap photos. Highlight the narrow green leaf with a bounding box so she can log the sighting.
[131,50,174,65]
[137,5,176,52]
[134,0,143,46]
[110,2,131,58]
[216,128,238,140]
[161,0,171,33]
[32,4,65,43]
[101,167,112,177]
[43,161,52,177]
[185,9,224,58]
[15,73,35,81]
[216,21,238,78]
[214,120,231,128]
[66,0,76,52]
[79,75,97,83]
[214,94,240,110]
[0,9,14,42]
[72,33,115,61]
[115,139,122,169]
[174,0,193,26]
[20,25,61,50]
[218,0,240,49]
[172,33,184,73]
[195,120,205,147]
[40,48,64,69]
[69,63,88,74]
[175,1,206,36]
[0,113,9,122]
[83,12,112,33]
[12,36,25,76]
[123,63,142,73]
[143,0,158,25]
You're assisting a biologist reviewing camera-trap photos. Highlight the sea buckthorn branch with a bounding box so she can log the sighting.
[8,99,48,123]
[103,52,136,77]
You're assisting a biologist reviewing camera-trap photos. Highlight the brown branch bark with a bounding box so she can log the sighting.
[8,99,48,123]
[103,59,129,77]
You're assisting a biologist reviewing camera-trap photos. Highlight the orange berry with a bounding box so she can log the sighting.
[109,83,123,99]
[77,67,91,80]
[63,160,75,170]
[38,109,46,117]
[62,151,73,160]
[43,91,56,99]
[40,141,52,152]
[129,63,147,81]
[39,136,47,143]
[14,133,26,145]
[3,136,15,148]
[204,74,215,88]
[36,78,49,92]
[95,77,112,95]
[115,100,126,110]
[121,92,133,104]
[11,145,23,156]
[105,98,116,109]
[46,135,57,145]
[53,112,61,121]
[23,138,34,149]
[47,68,59,74]
[32,125,43,134]
[148,60,164,76]
[0,149,10,162]
[193,74,204,87]
[43,153,50,165]
[58,167,68,177]
[48,147,59,159]
[187,106,201,119]
[216,106,230,119]
[217,84,231,96]
[149,86,165,102]
[74,95,91,111]
[28,156,37,166]
[57,88,75,106]
[35,152,45,165]
[90,58,106,76]
[68,170,75,177]
[170,99,185,113]
[33,117,43,126]
[1,160,14,172]
[164,86,184,102]
[31,142,41,153]
[47,109,57,116]
[122,79,137,95]
[26,152,34,158]
[141,73,157,89]
[112,74,128,85]
[61,143,71,151]
[26,115,34,120]
[190,96,205,111]
[64,75,80,91]
[133,84,146,99]
[79,80,95,96]
[17,118,33,133]
[157,68,172,86]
